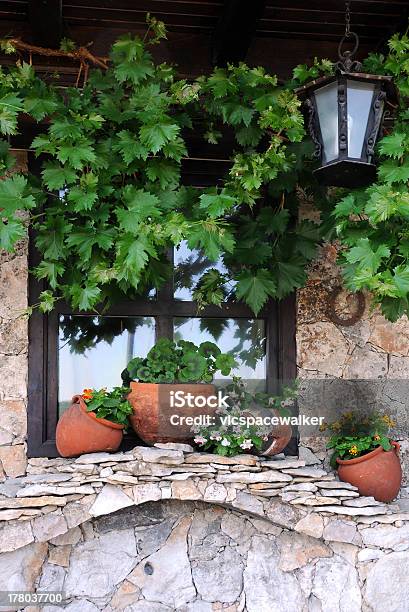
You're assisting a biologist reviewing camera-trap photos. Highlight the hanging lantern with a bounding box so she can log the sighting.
[296,3,398,188]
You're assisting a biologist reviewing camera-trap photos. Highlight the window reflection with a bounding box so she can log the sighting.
[174,240,233,301]
[174,317,266,391]
[58,315,155,414]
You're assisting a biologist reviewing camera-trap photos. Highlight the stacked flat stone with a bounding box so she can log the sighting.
[1,443,408,554]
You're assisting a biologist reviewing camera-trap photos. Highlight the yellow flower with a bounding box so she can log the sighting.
[331,421,341,431]
[349,446,359,455]
[382,415,396,427]
[319,422,327,432]
[343,411,353,420]
[374,434,380,441]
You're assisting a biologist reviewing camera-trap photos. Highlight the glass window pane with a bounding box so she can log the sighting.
[58,316,155,415]
[314,82,339,164]
[347,80,375,158]
[174,240,232,301]
[174,317,267,391]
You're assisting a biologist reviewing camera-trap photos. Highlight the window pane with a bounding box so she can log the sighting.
[314,81,339,164]
[174,240,232,301]
[347,80,375,158]
[58,315,155,415]
[174,317,267,391]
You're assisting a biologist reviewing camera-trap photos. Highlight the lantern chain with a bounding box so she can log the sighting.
[345,1,351,38]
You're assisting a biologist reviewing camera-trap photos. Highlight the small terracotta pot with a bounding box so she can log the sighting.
[128,382,217,445]
[56,395,124,458]
[259,415,293,457]
[337,441,402,502]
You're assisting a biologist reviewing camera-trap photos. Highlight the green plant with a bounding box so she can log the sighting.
[322,410,396,468]
[193,376,298,456]
[1,16,409,322]
[121,338,237,384]
[0,14,322,318]
[82,386,132,427]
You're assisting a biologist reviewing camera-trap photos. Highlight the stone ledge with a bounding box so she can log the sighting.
[0,444,408,554]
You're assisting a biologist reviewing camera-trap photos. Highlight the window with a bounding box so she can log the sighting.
[28,182,297,458]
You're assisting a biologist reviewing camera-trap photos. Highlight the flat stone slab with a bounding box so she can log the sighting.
[316,489,359,498]
[318,481,358,491]
[185,453,258,466]
[282,467,328,478]
[343,496,384,507]
[216,471,292,484]
[311,505,391,516]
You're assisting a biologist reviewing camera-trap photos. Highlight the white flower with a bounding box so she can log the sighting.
[210,433,222,441]
[240,439,253,450]
[221,438,231,447]
[194,435,207,445]
[263,435,269,441]
[268,397,276,406]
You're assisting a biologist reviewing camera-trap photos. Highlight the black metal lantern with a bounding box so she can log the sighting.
[296,3,398,188]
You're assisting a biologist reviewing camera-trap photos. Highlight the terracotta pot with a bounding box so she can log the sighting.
[337,441,402,502]
[128,382,217,444]
[259,413,293,457]
[56,395,124,458]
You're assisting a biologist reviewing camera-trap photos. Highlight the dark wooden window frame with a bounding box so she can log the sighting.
[27,158,297,458]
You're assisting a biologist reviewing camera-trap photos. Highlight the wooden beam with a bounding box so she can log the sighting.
[212,0,266,66]
[28,0,62,49]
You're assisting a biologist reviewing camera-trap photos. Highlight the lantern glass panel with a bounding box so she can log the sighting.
[314,81,339,164]
[346,80,375,159]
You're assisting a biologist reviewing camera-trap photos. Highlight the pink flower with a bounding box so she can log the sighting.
[194,435,207,445]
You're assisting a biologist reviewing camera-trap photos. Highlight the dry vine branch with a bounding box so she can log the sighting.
[2,38,109,71]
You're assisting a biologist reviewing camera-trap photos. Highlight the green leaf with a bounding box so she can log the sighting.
[345,238,391,273]
[70,284,102,310]
[114,130,149,163]
[57,141,96,170]
[115,234,155,288]
[139,123,180,154]
[42,163,77,190]
[334,194,363,218]
[114,58,154,84]
[378,159,409,184]
[0,219,25,250]
[34,260,64,289]
[0,174,35,215]
[235,269,276,314]
[378,132,407,158]
[67,187,98,212]
[145,159,179,188]
[275,259,307,297]
[393,265,409,297]
[0,94,23,134]
[66,228,115,261]
[199,192,236,218]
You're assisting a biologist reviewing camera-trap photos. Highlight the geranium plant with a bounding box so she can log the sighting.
[121,338,237,384]
[192,376,297,456]
[82,386,132,427]
[322,410,396,468]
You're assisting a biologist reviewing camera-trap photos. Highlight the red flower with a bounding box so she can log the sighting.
[83,388,93,400]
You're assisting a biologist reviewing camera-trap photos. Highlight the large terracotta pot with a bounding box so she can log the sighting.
[128,382,217,445]
[56,395,124,458]
[337,441,402,502]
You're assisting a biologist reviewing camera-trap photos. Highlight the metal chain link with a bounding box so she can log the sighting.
[345,1,351,38]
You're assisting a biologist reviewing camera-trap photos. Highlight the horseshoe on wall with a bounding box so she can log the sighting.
[326,286,366,327]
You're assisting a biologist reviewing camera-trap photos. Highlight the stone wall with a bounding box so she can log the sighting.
[297,242,409,481]
[0,446,409,611]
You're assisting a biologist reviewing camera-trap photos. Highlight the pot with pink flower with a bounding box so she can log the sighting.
[192,377,296,457]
